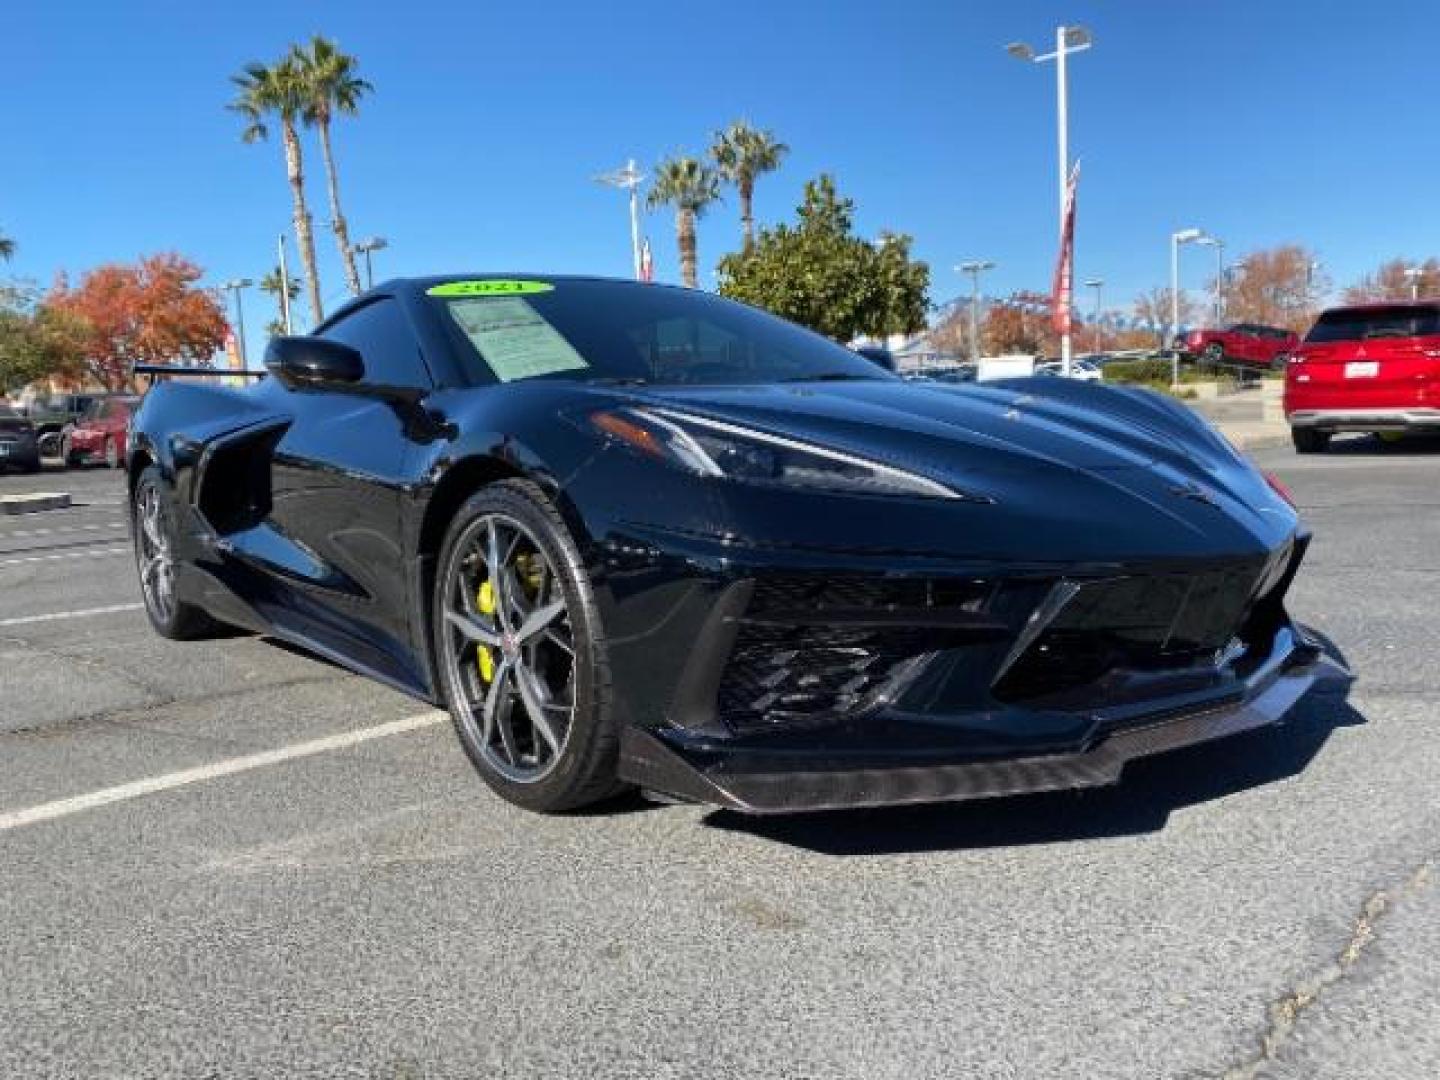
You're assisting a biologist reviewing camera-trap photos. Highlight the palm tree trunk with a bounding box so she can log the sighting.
[281,119,324,327]
[678,210,698,289]
[740,178,755,251]
[317,118,362,296]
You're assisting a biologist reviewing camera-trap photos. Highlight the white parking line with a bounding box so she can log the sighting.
[0,545,129,567]
[0,521,127,540]
[0,603,144,628]
[0,712,447,833]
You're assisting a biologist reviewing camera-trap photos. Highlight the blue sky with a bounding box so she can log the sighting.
[5,0,1439,351]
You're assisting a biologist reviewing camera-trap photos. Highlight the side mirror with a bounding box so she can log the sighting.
[264,336,364,388]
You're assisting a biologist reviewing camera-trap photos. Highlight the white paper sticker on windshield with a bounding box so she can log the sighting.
[445,297,589,382]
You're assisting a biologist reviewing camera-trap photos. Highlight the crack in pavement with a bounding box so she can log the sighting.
[1218,861,1433,1079]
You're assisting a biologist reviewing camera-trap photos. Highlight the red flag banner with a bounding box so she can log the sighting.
[1051,161,1081,335]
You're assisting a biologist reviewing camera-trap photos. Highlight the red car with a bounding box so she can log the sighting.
[64,395,137,468]
[1284,302,1440,452]
[1180,323,1299,369]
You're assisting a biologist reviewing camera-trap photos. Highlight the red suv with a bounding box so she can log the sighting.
[1180,323,1299,370]
[64,395,138,468]
[1284,303,1440,452]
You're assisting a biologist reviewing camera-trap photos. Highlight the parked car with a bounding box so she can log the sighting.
[128,274,1327,816]
[1035,359,1104,383]
[0,404,42,472]
[1284,302,1440,453]
[1179,324,1299,370]
[24,391,106,455]
[65,395,138,468]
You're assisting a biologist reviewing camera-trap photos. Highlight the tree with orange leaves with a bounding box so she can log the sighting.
[1343,257,1440,304]
[47,253,228,390]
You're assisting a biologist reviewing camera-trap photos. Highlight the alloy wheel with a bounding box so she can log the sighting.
[136,483,176,625]
[441,514,577,784]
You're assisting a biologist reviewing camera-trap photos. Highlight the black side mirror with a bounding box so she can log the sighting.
[264,336,364,388]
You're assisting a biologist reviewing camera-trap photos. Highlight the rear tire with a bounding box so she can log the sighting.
[1203,342,1225,365]
[1291,428,1330,454]
[132,465,226,640]
[433,479,624,814]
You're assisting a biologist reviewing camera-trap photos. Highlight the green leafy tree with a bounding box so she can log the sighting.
[259,264,302,337]
[710,121,788,251]
[292,36,371,297]
[0,284,89,394]
[717,175,930,341]
[230,57,325,327]
[646,156,721,288]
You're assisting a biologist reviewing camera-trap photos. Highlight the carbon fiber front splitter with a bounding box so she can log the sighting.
[618,636,1346,814]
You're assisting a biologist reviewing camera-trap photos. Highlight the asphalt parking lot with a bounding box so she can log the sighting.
[1,442,1437,1079]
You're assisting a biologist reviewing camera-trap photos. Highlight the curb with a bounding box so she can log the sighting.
[0,492,72,515]
[1226,432,1292,452]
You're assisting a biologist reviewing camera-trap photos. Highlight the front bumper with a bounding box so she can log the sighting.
[620,624,1340,812]
[1288,407,1440,432]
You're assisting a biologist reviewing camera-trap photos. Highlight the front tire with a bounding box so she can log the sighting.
[1203,342,1225,365]
[132,466,225,640]
[1291,427,1330,454]
[433,480,622,813]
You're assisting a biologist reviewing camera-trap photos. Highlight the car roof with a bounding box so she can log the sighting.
[1320,300,1440,315]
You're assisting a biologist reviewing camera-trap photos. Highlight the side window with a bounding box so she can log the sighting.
[320,299,431,388]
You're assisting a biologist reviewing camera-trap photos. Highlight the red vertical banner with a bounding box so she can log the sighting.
[1051,161,1081,335]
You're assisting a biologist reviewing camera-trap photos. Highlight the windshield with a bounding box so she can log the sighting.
[433,279,894,387]
[1306,306,1440,342]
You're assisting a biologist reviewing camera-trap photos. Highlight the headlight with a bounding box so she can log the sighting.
[591,407,983,501]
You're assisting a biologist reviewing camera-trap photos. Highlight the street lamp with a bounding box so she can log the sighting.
[1194,235,1225,325]
[221,278,253,368]
[1007,25,1093,377]
[352,236,388,290]
[1171,227,1209,387]
[595,159,647,279]
[1083,278,1103,356]
[956,260,996,363]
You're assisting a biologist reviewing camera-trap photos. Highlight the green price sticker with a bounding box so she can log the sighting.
[426,280,555,297]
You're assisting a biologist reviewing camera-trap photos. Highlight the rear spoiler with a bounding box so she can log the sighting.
[132,364,266,379]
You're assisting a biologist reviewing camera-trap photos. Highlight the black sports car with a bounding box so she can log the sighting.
[129,276,1336,814]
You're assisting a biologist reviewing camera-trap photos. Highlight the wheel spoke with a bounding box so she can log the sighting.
[481,658,513,747]
[542,627,574,656]
[513,661,563,757]
[485,522,514,634]
[515,598,565,643]
[444,608,501,647]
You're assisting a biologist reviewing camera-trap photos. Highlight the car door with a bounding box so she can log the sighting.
[260,297,437,690]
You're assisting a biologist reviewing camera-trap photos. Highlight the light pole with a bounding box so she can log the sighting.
[957,260,996,363]
[1007,24,1093,377]
[1083,278,1103,356]
[595,159,647,279]
[1195,235,1225,324]
[277,234,293,334]
[1171,227,1208,387]
[353,236,388,290]
[221,278,253,367]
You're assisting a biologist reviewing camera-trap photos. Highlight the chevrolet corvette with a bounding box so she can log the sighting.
[128,275,1335,814]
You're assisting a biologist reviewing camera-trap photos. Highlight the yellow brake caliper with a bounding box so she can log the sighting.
[476,577,497,683]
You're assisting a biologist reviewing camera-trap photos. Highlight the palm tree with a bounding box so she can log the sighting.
[646,157,721,288]
[229,58,325,326]
[0,230,14,261]
[259,265,301,335]
[292,36,371,297]
[710,121,788,251]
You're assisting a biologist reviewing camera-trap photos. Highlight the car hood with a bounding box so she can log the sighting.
[608,378,1293,551]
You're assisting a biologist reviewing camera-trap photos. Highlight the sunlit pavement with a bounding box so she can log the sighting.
[1,444,1437,1078]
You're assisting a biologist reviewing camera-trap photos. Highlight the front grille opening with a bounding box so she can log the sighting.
[196,429,281,535]
[716,575,995,733]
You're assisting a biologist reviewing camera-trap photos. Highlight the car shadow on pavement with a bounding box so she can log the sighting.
[703,637,1360,856]
[1327,433,1440,455]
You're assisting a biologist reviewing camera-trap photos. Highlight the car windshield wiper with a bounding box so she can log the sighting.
[587,376,652,387]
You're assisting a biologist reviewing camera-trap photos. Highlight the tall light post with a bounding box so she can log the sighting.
[957,260,996,363]
[595,159,647,279]
[353,236,388,290]
[1083,277,1103,355]
[277,234,293,334]
[1007,24,1093,377]
[1171,227,1209,387]
[1195,235,1225,324]
[222,278,253,368]
[1406,265,1423,301]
